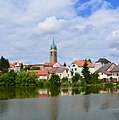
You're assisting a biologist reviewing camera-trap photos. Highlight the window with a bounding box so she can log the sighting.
[75,68,77,71]
[66,69,68,73]
[73,64,75,67]
[117,73,119,76]
[51,52,52,56]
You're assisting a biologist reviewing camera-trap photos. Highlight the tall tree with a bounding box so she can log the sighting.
[81,60,91,84]
[0,56,9,73]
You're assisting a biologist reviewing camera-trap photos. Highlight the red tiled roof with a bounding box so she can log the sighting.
[49,67,59,73]
[28,70,49,75]
[72,60,94,68]
[44,62,56,67]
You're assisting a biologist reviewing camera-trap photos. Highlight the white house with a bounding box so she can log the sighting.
[9,62,23,72]
[70,60,95,76]
[49,67,72,81]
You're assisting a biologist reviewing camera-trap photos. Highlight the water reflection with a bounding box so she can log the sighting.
[1,90,119,120]
[82,86,101,95]
[49,86,60,97]
[0,86,119,100]
[0,101,8,116]
[49,97,59,120]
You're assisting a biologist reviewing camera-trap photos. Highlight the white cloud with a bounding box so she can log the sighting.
[0,0,119,64]
[37,16,66,34]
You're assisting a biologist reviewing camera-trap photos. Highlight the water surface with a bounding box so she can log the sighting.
[0,87,119,120]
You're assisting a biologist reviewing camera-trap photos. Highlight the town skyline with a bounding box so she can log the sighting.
[0,0,119,64]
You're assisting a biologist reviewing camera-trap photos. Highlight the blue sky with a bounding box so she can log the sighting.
[0,0,119,65]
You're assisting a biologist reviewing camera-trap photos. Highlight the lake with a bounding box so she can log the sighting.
[0,86,119,120]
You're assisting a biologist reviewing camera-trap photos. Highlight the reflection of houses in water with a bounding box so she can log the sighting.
[37,88,80,98]
[37,89,50,98]
[60,88,72,96]
[100,88,119,94]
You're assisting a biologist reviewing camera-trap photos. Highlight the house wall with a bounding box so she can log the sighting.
[112,72,119,81]
[94,62,103,71]
[56,69,72,80]
[70,64,95,76]
[38,75,48,80]
[98,72,111,79]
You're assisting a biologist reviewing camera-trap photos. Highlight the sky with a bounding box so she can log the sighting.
[0,0,119,65]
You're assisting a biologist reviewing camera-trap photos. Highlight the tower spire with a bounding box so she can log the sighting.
[49,38,57,63]
[51,37,57,50]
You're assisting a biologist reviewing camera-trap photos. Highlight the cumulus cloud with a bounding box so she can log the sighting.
[37,16,66,34]
[0,0,119,64]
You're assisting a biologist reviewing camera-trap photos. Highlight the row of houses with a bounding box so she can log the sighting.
[9,58,119,82]
[9,60,94,80]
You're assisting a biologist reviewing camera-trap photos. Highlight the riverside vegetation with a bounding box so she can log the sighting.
[0,56,118,90]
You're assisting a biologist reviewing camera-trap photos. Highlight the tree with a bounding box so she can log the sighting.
[61,77,68,83]
[15,71,38,86]
[49,73,61,87]
[81,60,91,84]
[91,73,100,84]
[0,56,9,73]
[63,62,66,67]
[72,73,80,82]
[88,59,92,63]
[5,70,17,86]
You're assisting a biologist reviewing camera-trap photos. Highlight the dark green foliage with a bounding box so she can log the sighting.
[0,86,39,100]
[72,82,81,87]
[49,73,61,87]
[88,59,92,63]
[36,80,44,87]
[63,62,66,67]
[91,73,101,84]
[20,63,23,70]
[72,73,80,82]
[84,85,101,95]
[49,86,60,96]
[104,82,113,88]
[61,77,68,83]
[61,82,69,87]
[30,66,40,70]
[0,70,17,86]
[81,60,91,84]
[0,56,9,73]
[23,66,40,71]
[23,66,31,71]
[72,88,81,95]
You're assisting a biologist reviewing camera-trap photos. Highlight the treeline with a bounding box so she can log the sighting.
[0,70,39,86]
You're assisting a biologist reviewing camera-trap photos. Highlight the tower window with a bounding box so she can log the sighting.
[51,52,52,56]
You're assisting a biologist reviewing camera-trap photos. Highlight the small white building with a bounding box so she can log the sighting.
[55,68,72,80]
[70,60,95,76]
[9,62,23,72]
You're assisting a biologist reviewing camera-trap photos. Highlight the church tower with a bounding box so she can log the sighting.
[50,38,57,63]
